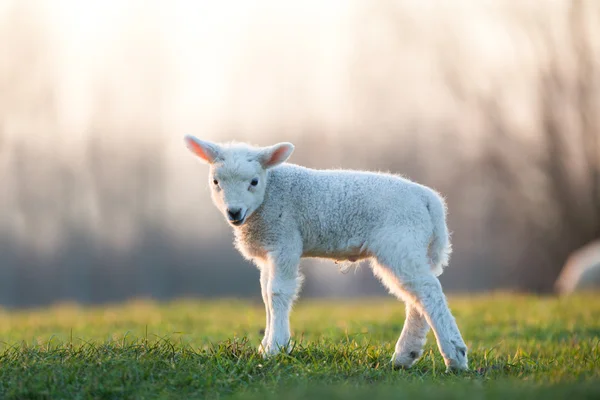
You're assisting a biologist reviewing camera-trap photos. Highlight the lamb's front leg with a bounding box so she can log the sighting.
[258,264,272,355]
[262,251,303,357]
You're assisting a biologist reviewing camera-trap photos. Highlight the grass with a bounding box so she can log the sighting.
[0,293,599,399]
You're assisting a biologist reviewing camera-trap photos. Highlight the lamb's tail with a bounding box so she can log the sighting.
[426,192,452,277]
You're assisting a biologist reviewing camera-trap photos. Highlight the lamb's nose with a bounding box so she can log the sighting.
[227,208,242,221]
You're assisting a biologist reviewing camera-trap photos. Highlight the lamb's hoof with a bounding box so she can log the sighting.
[258,341,291,358]
[257,345,268,357]
[445,363,469,373]
[259,347,279,358]
[392,349,423,369]
[444,343,469,372]
[258,343,281,358]
[258,337,269,356]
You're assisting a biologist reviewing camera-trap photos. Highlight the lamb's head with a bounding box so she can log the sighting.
[184,136,294,227]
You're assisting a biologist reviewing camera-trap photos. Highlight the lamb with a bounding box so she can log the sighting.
[555,240,600,294]
[184,136,468,371]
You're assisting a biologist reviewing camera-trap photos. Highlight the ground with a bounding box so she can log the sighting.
[0,293,598,399]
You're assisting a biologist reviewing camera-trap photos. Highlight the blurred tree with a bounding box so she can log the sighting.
[531,0,600,291]
[441,0,600,292]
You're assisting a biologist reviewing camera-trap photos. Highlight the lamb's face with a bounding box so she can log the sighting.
[208,159,267,226]
[184,136,294,227]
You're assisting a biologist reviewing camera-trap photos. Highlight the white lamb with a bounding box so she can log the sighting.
[555,240,600,294]
[184,137,468,371]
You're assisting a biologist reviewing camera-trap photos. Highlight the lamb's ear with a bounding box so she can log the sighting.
[258,142,294,168]
[184,135,220,164]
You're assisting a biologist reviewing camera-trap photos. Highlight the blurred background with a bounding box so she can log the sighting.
[0,0,599,307]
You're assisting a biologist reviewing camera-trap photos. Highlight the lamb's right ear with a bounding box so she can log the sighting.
[184,135,220,164]
[258,142,295,169]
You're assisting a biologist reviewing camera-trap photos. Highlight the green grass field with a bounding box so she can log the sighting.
[0,293,599,399]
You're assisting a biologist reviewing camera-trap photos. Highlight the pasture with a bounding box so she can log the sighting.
[0,294,598,399]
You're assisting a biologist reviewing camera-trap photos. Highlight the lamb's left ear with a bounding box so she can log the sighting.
[258,142,294,168]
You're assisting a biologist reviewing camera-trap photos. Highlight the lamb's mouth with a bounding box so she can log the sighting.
[229,214,247,226]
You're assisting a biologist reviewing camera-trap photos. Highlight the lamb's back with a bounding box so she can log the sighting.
[265,164,430,254]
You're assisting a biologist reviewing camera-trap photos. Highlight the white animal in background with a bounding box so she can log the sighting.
[555,240,600,294]
[184,137,468,371]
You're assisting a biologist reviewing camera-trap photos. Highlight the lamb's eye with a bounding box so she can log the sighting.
[213,179,219,186]
[250,178,259,187]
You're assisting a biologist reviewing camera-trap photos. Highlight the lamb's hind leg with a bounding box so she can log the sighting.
[402,274,468,371]
[372,243,468,371]
[392,303,430,368]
